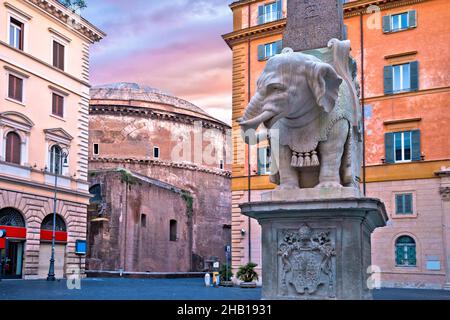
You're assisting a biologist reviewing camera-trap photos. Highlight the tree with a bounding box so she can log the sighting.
[59,0,87,11]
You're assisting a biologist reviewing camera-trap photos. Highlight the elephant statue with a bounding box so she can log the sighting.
[237,39,362,191]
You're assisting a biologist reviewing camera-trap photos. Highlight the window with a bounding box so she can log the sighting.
[395,236,416,267]
[41,214,66,231]
[141,214,147,228]
[89,184,102,204]
[170,220,177,241]
[219,159,224,170]
[394,131,411,162]
[153,146,160,159]
[5,132,21,165]
[8,74,23,102]
[49,145,63,175]
[258,1,283,24]
[392,64,410,92]
[52,93,64,117]
[9,18,24,50]
[93,143,99,156]
[257,146,271,175]
[383,10,416,33]
[384,62,418,94]
[385,130,421,164]
[53,41,65,71]
[0,207,25,227]
[395,193,413,215]
[391,13,408,31]
[257,40,282,61]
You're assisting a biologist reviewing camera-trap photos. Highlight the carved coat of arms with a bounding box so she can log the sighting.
[278,225,336,298]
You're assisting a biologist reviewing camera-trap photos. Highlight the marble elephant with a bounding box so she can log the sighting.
[238,39,362,190]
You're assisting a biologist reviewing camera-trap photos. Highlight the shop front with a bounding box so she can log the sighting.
[0,208,26,279]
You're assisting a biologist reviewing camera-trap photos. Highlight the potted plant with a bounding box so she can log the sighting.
[236,262,259,288]
[219,264,234,287]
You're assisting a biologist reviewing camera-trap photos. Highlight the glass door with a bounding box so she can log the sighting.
[2,241,24,279]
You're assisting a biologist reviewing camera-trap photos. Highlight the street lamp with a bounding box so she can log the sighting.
[47,145,69,281]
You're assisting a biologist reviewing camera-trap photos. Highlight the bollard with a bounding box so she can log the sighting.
[204,273,211,287]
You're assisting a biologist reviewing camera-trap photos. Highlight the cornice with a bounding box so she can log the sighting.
[90,158,232,179]
[0,173,91,199]
[344,0,429,18]
[89,104,230,132]
[229,0,260,9]
[22,0,105,43]
[222,18,286,48]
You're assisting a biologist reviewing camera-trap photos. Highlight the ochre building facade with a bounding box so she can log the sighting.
[223,0,450,289]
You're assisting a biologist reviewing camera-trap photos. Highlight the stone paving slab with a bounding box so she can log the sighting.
[1,278,450,300]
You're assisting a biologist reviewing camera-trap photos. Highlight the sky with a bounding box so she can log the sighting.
[82,0,233,124]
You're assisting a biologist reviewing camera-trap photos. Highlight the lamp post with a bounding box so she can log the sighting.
[47,146,69,281]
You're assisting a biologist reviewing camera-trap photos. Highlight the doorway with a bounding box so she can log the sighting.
[1,240,24,279]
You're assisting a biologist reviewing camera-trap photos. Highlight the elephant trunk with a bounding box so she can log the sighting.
[237,93,275,129]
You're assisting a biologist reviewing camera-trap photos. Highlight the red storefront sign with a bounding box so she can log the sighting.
[40,230,68,242]
[0,226,26,239]
[0,226,27,249]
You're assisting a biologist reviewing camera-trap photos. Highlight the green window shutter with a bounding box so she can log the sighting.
[396,195,404,214]
[407,246,417,265]
[395,245,404,265]
[258,5,264,24]
[410,61,419,91]
[275,40,283,54]
[276,0,283,19]
[404,194,413,213]
[382,15,391,33]
[258,44,265,61]
[408,10,417,28]
[385,132,395,164]
[384,65,393,95]
[411,129,421,161]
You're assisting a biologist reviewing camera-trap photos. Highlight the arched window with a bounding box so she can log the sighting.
[49,145,62,175]
[5,132,21,164]
[0,207,25,227]
[41,214,66,232]
[170,219,177,242]
[89,184,102,203]
[395,235,416,266]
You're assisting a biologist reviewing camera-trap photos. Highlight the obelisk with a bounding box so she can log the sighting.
[283,0,345,52]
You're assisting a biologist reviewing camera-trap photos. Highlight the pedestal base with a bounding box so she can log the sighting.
[262,186,361,201]
[240,198,387,300]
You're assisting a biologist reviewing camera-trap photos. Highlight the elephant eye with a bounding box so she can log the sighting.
[267,83,285,93]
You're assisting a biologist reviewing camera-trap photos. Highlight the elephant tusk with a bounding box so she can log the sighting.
[238,111,275,128]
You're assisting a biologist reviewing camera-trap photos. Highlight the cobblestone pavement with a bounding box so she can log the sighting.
[1,278,450,300]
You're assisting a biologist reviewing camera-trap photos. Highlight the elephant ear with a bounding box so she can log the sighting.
[306,61,342,113]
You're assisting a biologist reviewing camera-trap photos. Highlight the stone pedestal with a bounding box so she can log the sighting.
[240,198,388,300]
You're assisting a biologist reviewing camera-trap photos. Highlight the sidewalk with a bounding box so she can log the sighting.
[1,278,449,300]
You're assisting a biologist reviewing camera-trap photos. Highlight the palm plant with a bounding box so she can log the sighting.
[236,262,259,283]
[220,264,233,282]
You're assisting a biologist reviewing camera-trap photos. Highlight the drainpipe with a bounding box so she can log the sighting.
[360,12,366,196]
[123,181,129,272]
[247,3,252,263]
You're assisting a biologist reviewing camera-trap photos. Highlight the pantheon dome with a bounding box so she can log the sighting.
[87,83,231,273]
